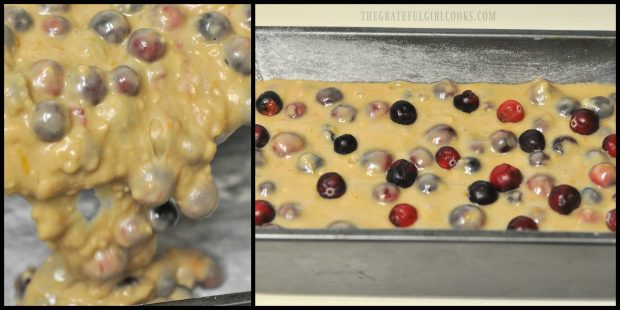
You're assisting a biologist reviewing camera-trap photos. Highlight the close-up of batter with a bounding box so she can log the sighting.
[4,4,250,305]
[255,79,615,231]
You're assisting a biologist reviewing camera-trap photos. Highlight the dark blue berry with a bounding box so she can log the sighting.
[453,90,479,113]
[468,180,499,205]
[386,159,418,188]
[333,134,357,154]
[518,129,546,153]
[389,100,417,125]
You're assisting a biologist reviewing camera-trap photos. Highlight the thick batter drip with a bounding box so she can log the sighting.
[5,4,250,305]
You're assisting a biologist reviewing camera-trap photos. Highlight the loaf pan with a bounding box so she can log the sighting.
[255,27,616,299]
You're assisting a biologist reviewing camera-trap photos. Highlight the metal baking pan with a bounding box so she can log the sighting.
[255,27,616,299]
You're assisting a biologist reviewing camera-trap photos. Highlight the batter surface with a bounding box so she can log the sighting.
[5,4,250,305]
[255,79,615,231]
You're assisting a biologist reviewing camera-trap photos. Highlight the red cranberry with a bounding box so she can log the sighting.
[453,90,479,113]
[507,216,538,231]
[569,108,599,135]
[372,183,400,203]
[42,15,70,37]
[489,163,523,192]
[127,28,167,63]
[435,146,461,170]
[255,200,275,226]
[285,102,307,119]
[602,134,616,157]
[389,203,418,228]
[548,185,581,215]
[496,99,525,123]
[589,163,616,188]
[317,172,347,199]
[256,91,283,116]
[152,5,185,31]
[526,174,555,197]
[255,124,269,148]
[606,209,616,232]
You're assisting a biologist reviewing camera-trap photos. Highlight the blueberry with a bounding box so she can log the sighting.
[148,200,180,232]
[14,266,36,300]
[389,100,417,125]
[386,159,417,188]
[317,172,347,199]
[255,149,265,167]
[297,153,324,174]
[89,10,130,44]
[528,151,550,166]
[432,79,457,100]
[453,90,479,113]
[110,66,140,96]
[32,100,67,142]
[76,66,107,105]
[555,97,580,117]
[258,181,276,197]
[4,26,15,49]
[331,104,357,123]
[256,90,283,116]
[333,134,358,154]
[468,180,499,205]
[316,87,343,106]
[114,4,144,15]
[416,174,440,194]
[518,129,546,153]
[327,221,357,229]
[506,190,523,204]
[583,96,614,119]
[490,130,518,153]
[449,204,485,230]
[460,157,481,174]
[197,12,232,42]
[424,124,457,145]
[225,36,251,75]
[5,7,33,32]
[581,187,602,205]
[552,136,578,155]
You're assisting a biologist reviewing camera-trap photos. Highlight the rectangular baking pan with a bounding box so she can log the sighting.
[255,27,616,299]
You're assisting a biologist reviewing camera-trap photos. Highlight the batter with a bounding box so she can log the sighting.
[5,4,250,305]
[255,79,615,232]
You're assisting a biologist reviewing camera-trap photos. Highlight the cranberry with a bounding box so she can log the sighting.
[507,216,538,231]
[435,146,460,170]
[496,99,525,123]
[366,100,390,118]
[526,174,555,197]
[285,102,307,119]
[42,16,71,37]
[271,132,305,157]
[548,185,581,215]
[386,159,418,188]
[409,147,433,169]
[489,163,523,192]
[372,183,400,203]
[467,181,498,205]
[254,124,269,148]
[569,109,599,135]
[449,204,485,230]
[110,65,140,96]
[28,59,64,97]
[453,90,479,113]
[127,28,167,63]
[152,5,185,31]
[589,163,616,188]
[361,150,394,176]
[389,100,417,125]
[317,172,347,199]
[331,104,357,123]
[606,209,616,232]
[518,129,546,153]
[255,200,276,226]
[333,134,358,155]
[602,134,616,157]
[256,91,283,116]
[425,124,457,145]
[389,204,418,228]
